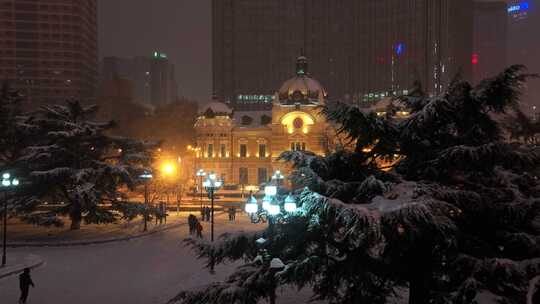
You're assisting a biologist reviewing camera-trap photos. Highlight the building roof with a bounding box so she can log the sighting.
[199,101,233,116]
[277,56,327,105]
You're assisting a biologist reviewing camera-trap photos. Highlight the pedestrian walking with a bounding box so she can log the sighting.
[200,207,205,221]
[196,220,203,238]
[188,214,196,235]
[205,206,211,221]
[232,207,236,221]
[19,268,35,304]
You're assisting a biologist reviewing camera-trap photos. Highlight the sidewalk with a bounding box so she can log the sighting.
[7,211,226,248]
[0,253,44,279]
[7,213,189,248]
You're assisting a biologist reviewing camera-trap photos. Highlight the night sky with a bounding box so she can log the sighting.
[98,0,212,102]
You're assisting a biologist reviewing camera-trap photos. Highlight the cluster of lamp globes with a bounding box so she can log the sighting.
[202,172,223,190]
[244,184,298,215]
[2,173,19,187]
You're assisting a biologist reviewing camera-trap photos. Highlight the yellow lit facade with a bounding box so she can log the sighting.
[194,56,333,186]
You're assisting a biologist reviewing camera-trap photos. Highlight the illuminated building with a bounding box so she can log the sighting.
[195,56,333,185]
[212,0,473,109]
[0,0,98,108]
[473,1,508,84]
[101,52,178,106]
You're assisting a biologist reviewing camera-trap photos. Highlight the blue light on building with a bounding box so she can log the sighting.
[395,43,405,56]
[508,2,530,14]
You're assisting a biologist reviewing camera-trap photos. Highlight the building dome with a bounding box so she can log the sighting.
[199,101,232,117]
[278,55,327,105]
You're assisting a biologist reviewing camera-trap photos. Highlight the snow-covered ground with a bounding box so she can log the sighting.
[0,213,319,304]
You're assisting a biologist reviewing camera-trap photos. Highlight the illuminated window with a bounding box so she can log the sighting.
[291,142,306,151]
[207,144,213,158]
[258,144,266,158]
[220,144,226,158]
[258,168,268,184]
[240,144,247,157]
[239,168,248,185]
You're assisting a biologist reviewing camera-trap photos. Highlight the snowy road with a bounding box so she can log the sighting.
[0,214,317,304]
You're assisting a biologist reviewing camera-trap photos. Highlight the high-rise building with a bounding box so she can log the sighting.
[101,52,178,106]
[212,0,474,109]
[506,0,540,108]
[0,0,98,108]
[473,1,508,84]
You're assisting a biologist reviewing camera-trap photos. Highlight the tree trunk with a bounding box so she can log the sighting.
[408,269,431,304]
[69,204,82,230]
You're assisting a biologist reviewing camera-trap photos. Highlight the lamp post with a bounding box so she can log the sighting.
[160,160,178,220]
[203,172,222,273]
[272,170,285,189]
[139,171,153,232]
[2,172,19,267]
[203,172,223,243]
[244,184,297,228]
[196,169,206,212]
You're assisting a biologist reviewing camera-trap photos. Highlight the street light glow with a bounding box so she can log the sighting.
[161,162,177,176]
[2,173,9,179]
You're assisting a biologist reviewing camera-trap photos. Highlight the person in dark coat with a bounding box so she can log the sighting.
[19,268,35,304]
[196,220,203,238]
[205,207,211,221]
[187,214,196,235]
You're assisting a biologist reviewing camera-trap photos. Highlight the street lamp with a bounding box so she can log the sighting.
[245,186,297,226]
[196,169,206,212]
[272,170,285,188]
[160,161,178,216]
[202,172,222,243]
[203,172,222,274]
[139,171,153,232]
[2,172,19,267]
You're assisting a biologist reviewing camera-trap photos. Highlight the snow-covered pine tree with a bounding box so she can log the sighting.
[18,100,156,229]
[0,83,41,222]
[172,65,540,304]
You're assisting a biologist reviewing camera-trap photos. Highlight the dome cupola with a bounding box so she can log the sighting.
[277,54,327,105]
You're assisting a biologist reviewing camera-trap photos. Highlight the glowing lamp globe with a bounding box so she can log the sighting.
[245,196,258,214]
[262,195,272,211]
[11,179,19,186]
[284,195,297,213]
[264,185,277,196]
[2,173,10,179]
[2,179,10,186]
[245,202,258,214]
[268,204,280,216]
[214,180,223,188]
[203,180,211,188]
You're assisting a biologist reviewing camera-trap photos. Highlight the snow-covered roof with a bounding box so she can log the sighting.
[199,101,232,115]
[233,110,272,128]
[279,76,326,97]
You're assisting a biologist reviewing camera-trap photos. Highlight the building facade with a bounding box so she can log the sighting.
[473,1,508,84]
[195,56,332,186]
[101,52,178,106]
[212,0,473,109]
[506,0,540,108]
[0,0,98,108]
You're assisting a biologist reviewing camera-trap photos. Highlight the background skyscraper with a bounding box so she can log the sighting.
[506,0,540,108]
[473,1,508,84]
[101,52,178,106]
[0,0,98,108]
[212,0,474,109]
